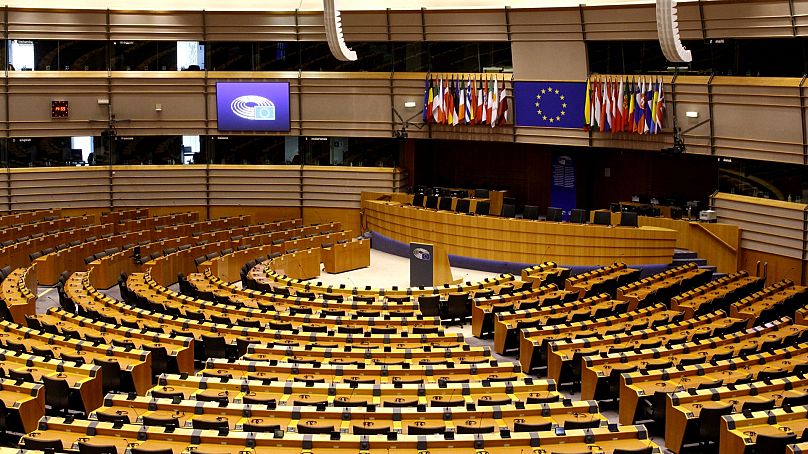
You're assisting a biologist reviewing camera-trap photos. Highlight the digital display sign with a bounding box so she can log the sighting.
[51,100,69,119]
[216,82,290,132]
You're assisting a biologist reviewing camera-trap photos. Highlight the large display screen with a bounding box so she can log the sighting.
[216,82,290,132]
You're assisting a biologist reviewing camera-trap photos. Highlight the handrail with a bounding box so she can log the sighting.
[688,221,737,254]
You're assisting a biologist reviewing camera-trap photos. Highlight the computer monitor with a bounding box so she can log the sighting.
[620,211,639,227]
[425,196,439,209]
[455,199,470,214]
[438,197,453,211]
[570,209,588,224]
[546,207,563,222]
[593,211,611,226]
[523,205,539,220]
[474,188,489,199]
[475,201,490,215]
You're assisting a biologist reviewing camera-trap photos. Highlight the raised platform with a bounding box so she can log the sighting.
[363,197,677,267]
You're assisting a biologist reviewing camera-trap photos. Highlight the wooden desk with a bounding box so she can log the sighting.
[0,376,44,433]
[721,404,808,454]
[22,416,662,453]
[363,196,677,266]
[268,248,322,280]
[518,304,678,373]
[1,267,36,325]
[322,238,370,274]
[667,376,808,454]
[96,392,600,434]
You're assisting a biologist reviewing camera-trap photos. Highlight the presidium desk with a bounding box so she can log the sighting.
[362,193,678,266]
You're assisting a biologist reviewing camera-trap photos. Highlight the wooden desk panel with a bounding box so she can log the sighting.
[323,238,370,274]
[363,199,677,266]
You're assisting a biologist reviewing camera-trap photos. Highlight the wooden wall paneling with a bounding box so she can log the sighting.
[387,10,423,41]
[111,165,207,207]
[423,10,508,41]
[204,12,298,42]
[514,125,590,148]
[9,167,110,211]
[302,166,399,209]
[110,72,208,136]
[296,11,326,41]
[712,193,808,280]
[0,170,10,212]
[792,0,808,36]
[581,4,658,41]
[208,165,301,207]
[508,8,583,43]
[340,11,389,42]
[303,206,360,235]
[7,9,107,40]
[673,76,712,156]
[701,0,794,38]
[640,216,739,274]
[740,248,802,283]
[674,2,706,40]
[108,11,204,41]
[8,72,109,137]
[710,78,804,164]
[299,75,392,137]
[390,75,428,140]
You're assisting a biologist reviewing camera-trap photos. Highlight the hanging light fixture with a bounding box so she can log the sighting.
[656,0,692,63]
[323,0,358,61]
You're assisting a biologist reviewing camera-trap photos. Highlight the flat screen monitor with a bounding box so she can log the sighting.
[546,207,563,222]
[620,211,639,227]
[593,211,611,226]
[570,209,588,224]
[216,82,290,132]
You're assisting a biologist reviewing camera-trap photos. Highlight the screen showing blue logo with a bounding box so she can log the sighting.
[216,82,290,132]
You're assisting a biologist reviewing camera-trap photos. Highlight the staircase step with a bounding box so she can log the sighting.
[673,249,698,260]
[672,257,707,266]
[699,265,717,273]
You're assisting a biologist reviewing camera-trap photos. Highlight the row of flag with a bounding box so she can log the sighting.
[584,75,666,134]
[422,75,509,127]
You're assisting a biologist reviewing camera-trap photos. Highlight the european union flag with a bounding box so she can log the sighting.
[514,81,586,128]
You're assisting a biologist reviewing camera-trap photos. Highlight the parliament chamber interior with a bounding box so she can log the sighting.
[0,0,804,453]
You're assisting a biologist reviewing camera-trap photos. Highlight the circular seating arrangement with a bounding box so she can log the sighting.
[0,208,804,453]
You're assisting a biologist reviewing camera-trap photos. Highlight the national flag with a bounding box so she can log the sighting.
[637,78,647,135]
[491,77,499,127]
[447,79,455,126]
[591,77,600,131]
[485,79,494,125]
[655,79,665,132]
[432,78,442,124]
[452,79,460,126]
[627,78,636,133]
[497,78,509,126]
[616,78,625,133]
[644,81,654,134]
[513,81,587,128]
[622,79,631,132]
[604,78,612,132]
[598,78,607,131]
[584,77,591,129]
[466,76,474,124]
[650,80,659,133]
[476,77,484,125]
[423,76,431,124]
[635,78,642,133]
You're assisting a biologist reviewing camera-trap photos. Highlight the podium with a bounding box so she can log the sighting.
[409,242,455,287]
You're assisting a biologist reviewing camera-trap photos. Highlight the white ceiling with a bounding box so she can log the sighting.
[8,0,660,11]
